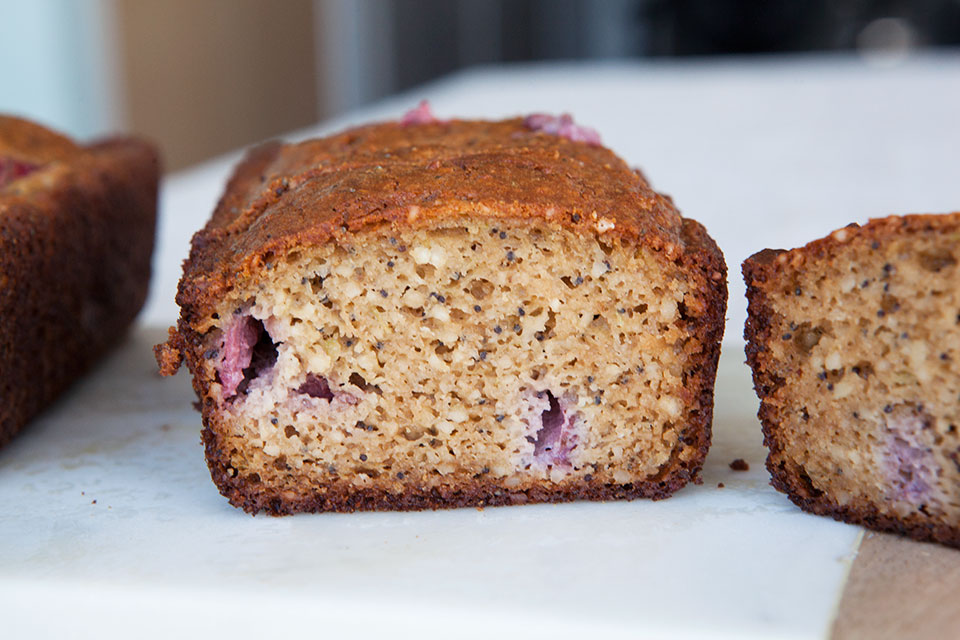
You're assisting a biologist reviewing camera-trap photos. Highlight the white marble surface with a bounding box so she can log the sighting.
[0,330,855,639]
[6,53,960,638]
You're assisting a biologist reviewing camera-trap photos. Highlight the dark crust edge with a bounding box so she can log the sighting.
[160,122,728,515]
[155,142,284,376]
[0,136,160,448]
[743,212,960,548]
[204,440,694,516]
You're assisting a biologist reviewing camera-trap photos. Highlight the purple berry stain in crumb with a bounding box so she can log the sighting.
[297,374,334,401]
[534,391,564,456]
[217,315,279,399]
[218,316,261,398]
[0,156,40,188]
[400,100,439,126]
[523,113,602,145]
[530,390,578,466]
[295,373,360,406]
[883,405,938,504]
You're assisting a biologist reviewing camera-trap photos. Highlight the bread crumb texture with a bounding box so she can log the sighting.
[160,116,726,513]
[745,213,960,546]
[198,220,714,506]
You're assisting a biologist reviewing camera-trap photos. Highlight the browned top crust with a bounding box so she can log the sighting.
[744,211,960,419]
[744,213,960,283]
[0,115,79,164]
[157,115,727,513]
[170,118,723,337]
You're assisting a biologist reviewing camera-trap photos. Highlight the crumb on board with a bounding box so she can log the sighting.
[729,458,750,472]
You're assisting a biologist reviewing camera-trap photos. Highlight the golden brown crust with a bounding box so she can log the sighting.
[173,119,690,323]
[744,212,960,548]
[163,116,727,513]
[0,118,160,447]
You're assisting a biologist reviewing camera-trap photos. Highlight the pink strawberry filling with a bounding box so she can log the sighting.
[524,113,601,145]
[297,374,334,400]
[888,436,933,502]
[218,315,279,399]
[219,316,261,398]
[400,100,439,126]
[531,390,578,465]
[534,391,564,456]
[216,314,364,406]
[0,156,40,188]
[883,405,936,503]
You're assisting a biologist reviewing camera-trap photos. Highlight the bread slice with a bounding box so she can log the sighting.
[156,112,726,514]
[0,115,159,447]
[744,213,960,547]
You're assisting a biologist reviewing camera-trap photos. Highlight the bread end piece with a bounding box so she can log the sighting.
[744,213,960,547]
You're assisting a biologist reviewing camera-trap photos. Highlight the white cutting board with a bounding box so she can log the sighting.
[0,330,858,639]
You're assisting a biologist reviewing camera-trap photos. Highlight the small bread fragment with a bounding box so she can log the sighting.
[0,116,159,446]
[157,110,727,514]
[744,213,960,547]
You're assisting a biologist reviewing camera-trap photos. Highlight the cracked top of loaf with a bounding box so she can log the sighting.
[172,117,724,331]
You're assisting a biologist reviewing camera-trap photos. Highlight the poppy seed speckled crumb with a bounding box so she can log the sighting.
[156,110,726,515]
[744,212,960,548]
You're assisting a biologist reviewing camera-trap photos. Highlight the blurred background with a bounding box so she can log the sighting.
[2,0,959,171]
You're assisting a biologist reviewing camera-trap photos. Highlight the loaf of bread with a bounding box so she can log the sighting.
[156,108,727,514]
[744,213,960,547]
[0,115,159,447]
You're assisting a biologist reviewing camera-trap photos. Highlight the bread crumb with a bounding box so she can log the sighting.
[596,217,615,233]
[729,458,749,472]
